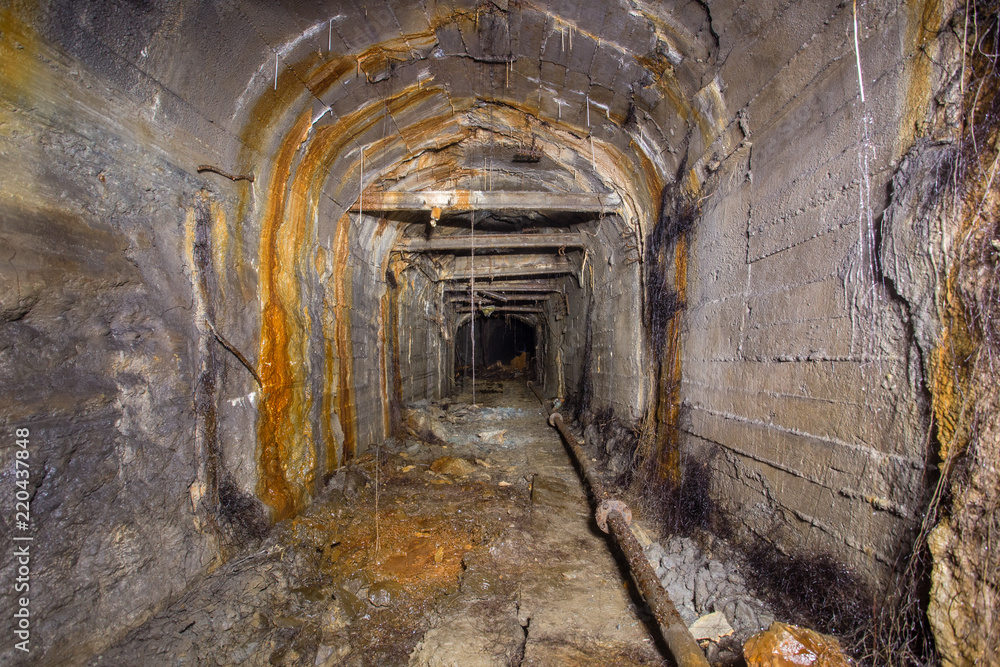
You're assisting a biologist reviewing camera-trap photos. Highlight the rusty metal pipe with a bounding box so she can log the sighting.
[547,412,710,667]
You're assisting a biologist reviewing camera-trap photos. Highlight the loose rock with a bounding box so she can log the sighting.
[743,622,852,667]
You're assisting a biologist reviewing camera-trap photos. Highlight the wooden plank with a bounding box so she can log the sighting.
[398,232,584,251]
[453,306,546,313]
[442,254,577,280]
[353,190,620,212]
[448,294,550,303]
[444,280,563,292]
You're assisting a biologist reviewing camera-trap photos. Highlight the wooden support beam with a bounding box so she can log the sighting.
[448,294,550,304]
[444,280,563,292]
[352,190,620,212]
[453,306,545,314]
[397,232,585,252]
[442,254,576,280]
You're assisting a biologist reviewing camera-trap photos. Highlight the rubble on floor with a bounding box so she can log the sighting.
[90,383,667,666]
[641,534,777,664]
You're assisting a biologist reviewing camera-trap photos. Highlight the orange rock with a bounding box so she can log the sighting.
[510,351,529,371]
[743,622,853,667]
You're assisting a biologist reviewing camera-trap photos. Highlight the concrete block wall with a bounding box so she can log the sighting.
[552,215,647,421]
[681,0,943,581]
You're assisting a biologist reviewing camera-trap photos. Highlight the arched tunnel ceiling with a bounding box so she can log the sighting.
[35,0,733,231]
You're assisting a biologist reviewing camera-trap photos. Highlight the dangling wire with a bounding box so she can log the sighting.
[470,207,476,406]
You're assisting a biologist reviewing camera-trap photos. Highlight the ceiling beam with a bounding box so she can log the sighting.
[442,254,577,280]
[397,232,585,252]
[448,294,550,303]
[453,306,546,314]
[444,280,564,292]
[353,190,620,212]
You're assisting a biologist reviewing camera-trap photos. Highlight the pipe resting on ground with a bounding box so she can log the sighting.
[547,411,711,667]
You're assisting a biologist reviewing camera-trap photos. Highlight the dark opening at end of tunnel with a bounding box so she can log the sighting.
[455,315,538,382]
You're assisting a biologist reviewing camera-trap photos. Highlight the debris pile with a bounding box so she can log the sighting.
[642,535,776,663]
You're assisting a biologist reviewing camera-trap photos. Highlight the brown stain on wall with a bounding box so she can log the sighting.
[0,7,41,107]
[654,172,698,483]
[657,239,688,484]
[332,210,358,460]
[255,111,313,521]
[249,66,447,515]
[901,0,946,147]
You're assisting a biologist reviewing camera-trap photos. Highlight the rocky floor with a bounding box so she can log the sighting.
[90,381,670,666]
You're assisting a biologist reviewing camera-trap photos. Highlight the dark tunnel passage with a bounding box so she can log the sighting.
[455,315,537,373]
[1,1,999,665]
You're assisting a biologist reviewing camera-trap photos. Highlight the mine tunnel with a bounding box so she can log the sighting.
[1,1,998,665]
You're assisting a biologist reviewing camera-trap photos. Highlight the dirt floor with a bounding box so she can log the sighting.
[90,381,669,666]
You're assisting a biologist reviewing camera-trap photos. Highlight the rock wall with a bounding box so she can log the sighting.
[0,9,235,663]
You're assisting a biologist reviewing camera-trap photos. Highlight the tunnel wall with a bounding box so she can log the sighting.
[679,0,952,582]
[0,4,391,663]
[0,9,247,664]
[558,217,648,421]
[394,261,450,405]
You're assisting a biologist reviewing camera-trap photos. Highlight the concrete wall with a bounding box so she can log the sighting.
[558,216,648,421]
[680,0,950,582]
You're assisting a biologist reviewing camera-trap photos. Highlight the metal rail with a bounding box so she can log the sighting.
[547,412,710,667]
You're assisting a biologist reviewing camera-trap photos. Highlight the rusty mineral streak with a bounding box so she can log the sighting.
[657,237,687,483]
[332,211,358,461]
[256,111,314,521]
[252,78,448,514]
[0,7,40,106]
[900,0,946,147]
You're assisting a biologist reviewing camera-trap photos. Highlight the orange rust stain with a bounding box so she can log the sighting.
[253,78,447,514]
[332,211,358,460]
[900,0,945,147]
[256,111,314,521]
[0,7,41,106]
[633,141,666,202]
[656,237,688,483]
[930,246,977,462]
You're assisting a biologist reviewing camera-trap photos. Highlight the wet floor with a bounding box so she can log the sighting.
[91,381,667,666]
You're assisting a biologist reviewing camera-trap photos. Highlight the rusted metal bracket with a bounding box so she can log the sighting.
[547,412,710,667]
